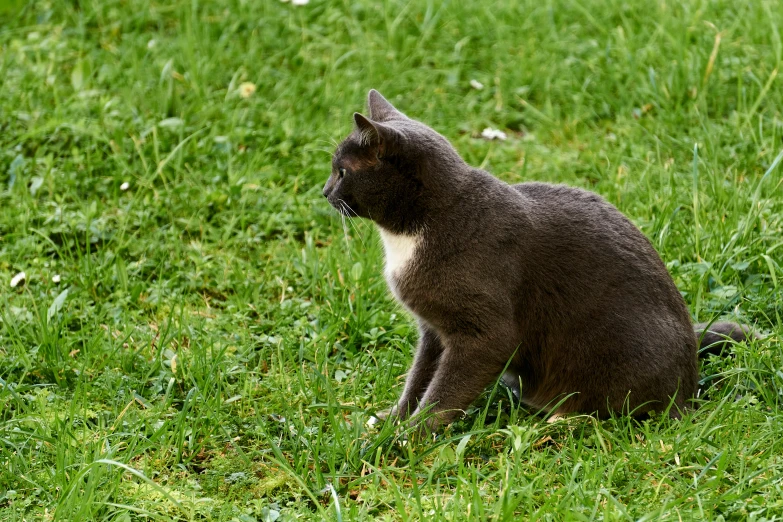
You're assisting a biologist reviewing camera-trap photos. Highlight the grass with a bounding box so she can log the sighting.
[1,0,782,519]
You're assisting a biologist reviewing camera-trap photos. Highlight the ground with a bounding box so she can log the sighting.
[1,0,783,520]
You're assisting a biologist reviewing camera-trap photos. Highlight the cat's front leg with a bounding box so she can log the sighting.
[377,324,443,421]
[411,334,509,431]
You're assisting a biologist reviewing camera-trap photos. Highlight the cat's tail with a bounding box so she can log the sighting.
[695,321,756,357]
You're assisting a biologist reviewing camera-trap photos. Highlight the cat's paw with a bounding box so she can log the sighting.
[405,413,446,442]
[366,405,399,427]
[407,405,460,436]
[375,405,398,420]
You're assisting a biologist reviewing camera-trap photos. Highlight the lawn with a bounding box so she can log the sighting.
[1,0,783,519]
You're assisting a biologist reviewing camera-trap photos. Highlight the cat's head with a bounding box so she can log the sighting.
[324,90,463,233]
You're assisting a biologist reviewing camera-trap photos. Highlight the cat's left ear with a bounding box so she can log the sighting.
[367,89,405,122]
[354,112,404,159]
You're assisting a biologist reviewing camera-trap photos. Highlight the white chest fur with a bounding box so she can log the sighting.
[377,227,420,287]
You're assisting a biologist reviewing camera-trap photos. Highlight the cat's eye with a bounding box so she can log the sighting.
[338,168,346,178]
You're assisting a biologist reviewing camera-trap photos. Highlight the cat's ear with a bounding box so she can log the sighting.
[367,89,404,122]
[354,112,404,158]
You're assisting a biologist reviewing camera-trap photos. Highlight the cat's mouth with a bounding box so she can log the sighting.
[331,198,359,217]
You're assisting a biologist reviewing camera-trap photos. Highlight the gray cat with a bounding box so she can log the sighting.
[323,90,752,431]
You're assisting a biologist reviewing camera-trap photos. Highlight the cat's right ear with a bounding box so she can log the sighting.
[354,112,403,159]
[367,89,405,121]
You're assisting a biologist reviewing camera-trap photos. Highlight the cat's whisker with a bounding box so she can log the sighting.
[314,136,342,150]
[337,203,354,255]
[337,199,368,250]
[312,147,336,157]
[326,202,352,253]
[339,202,363,247]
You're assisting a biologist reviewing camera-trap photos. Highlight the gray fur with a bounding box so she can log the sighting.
[323,90,753,430]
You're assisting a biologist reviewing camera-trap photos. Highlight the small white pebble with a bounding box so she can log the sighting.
[147,39,156,49]
[470,79,484,90]
[292,0,309,4]
[481,127,507,141]
[52,274,61,284]
[10,272,26,288]
[120,182,130,191]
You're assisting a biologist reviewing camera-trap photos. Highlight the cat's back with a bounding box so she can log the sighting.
[513,181,613,216]
[509,180,683,312]
[512,181,645,245]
